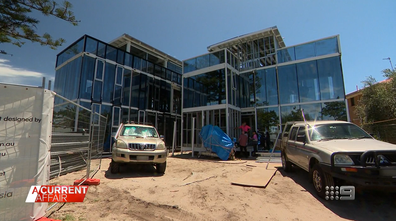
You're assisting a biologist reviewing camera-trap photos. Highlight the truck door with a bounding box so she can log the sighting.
[286,127,298,164]
[294,126,310,171]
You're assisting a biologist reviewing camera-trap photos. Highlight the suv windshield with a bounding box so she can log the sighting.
[308,123,372,141]
[121,126,159,138]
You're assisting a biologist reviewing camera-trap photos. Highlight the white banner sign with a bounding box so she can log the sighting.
[0,84,54,221]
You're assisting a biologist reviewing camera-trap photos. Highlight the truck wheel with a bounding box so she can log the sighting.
[281,151,292,172]
[110,160,119,174]
[156,162,167,174]
[312,164,334,198]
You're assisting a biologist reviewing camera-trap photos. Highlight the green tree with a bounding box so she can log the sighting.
[0,0,78,49]
[355,70,396,128]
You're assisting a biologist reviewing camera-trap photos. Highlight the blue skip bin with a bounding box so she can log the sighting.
[199,125,234,161]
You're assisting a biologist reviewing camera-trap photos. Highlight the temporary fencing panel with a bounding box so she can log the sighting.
[45,93,107,217]
[0,84,54,221]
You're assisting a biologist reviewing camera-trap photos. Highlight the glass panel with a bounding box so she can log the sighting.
[103,63,115,103]
[280,105,303,124]
[147,61,154,74]
[316,37,338,56]
[278,65,299,105]
[101,105,113,152]
[255,68,278,107]
[123,69,131,106]
[53,57,82,100]
[117,49,124,64]
[173,89,181,114]
[297,61,320,103]
[56,38,84,67]
[277,47,295,63]
[321,101,347,121]
[130,109,138,123]
[113,85,122,106]
[131,72,140,108]
[183,70,226,108]
[133,56,141,70]
[113,107,121,126]
[106,45,117,62]
[96,60,104,80]
[116,67,123,85]
[295,42,315,60]
[139,74,148,110]
[300,103,322,121]
[93,81,102,102]
[317,57,345,100]
[257,108,280,132]
[97,42,106,58]
[124,53,132,67]
[85,37,98,54]
[79,56,95,99]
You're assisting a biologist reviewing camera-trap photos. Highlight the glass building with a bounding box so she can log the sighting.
[54,34,183,151]
[181,26,346,151]
[54,26,347,152]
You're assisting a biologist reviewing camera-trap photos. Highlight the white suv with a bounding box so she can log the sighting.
[281,120,396,198]
[111,123,168,174]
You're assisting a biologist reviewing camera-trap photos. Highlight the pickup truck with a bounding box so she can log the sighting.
[280,120,396,198]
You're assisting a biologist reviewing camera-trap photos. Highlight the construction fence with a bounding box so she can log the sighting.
[45,93,107,217]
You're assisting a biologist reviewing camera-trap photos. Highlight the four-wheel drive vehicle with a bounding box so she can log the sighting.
[111,123,168,174]
[280,120,396,198]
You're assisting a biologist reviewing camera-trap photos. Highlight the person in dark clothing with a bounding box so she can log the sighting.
[238,131,249,158]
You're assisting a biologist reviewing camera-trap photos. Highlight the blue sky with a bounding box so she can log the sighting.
[0,0,395,94]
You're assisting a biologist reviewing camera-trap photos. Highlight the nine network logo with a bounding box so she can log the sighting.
[325,186,355,201]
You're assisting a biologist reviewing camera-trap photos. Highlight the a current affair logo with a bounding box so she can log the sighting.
[25,185,88,203]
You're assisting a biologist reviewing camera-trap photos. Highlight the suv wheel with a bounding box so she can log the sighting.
[312,164,334,198]
[281,151,292,172]
[110,160,119,174]
[156,162,167,174]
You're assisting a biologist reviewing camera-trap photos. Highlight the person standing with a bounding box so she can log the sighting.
[251,131,258,156]
[238,122,251,133]
[238,130,249,158]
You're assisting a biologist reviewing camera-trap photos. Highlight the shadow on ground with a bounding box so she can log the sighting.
[278,166,396,221]
[104,163,164,179]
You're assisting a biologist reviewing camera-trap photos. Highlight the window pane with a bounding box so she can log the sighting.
[106,45,117,62]
[97,42,106,58]
[124,53,132,67]
[103,63,115,103]
[96,60,104,79]
[256,68,278,106]
[277,48,295,63]
[123,69,131,106]
[295,42,315,60]
[116,67,123,85]
[85,37,98,54]
[278,65,299,104]
[297,61,320,103]
[117,49,124,64]
[281,105,303,124]
[93,81,102,103]
[321,101,347,121]
[79,56,95,99]
[300,103,322,121]
[317,57,345,100]
[316,37,338,56]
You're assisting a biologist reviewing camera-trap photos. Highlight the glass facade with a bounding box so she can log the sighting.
[182,34,345,148]
[54,35,183,151]
[54,30,346,153]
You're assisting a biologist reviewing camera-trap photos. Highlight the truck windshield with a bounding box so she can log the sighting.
[308,123,372,141]
[121,126,159,138]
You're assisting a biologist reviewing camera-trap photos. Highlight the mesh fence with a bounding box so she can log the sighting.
[46,94,107,217]
[362,118,396,145]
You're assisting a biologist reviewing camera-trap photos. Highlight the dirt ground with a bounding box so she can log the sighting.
[48,154,396,221]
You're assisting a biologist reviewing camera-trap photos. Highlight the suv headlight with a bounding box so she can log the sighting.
[115,140,128,149]
[334,154,354,166]
[156,143,165,150]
